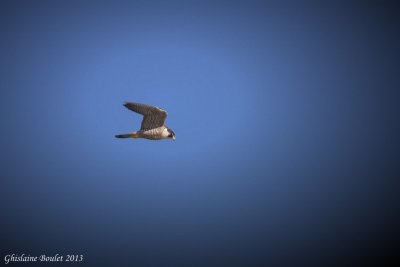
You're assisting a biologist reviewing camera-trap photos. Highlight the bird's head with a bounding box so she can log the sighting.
[167,128,176,141]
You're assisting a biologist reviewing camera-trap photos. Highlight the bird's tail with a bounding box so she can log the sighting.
[115,132,139,138]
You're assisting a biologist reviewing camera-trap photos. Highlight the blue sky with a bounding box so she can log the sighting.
[1,1,399,266]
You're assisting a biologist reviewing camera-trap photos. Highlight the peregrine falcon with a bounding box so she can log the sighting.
[115,102,176,141]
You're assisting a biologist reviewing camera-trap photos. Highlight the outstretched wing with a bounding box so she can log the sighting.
[124,102,168,130]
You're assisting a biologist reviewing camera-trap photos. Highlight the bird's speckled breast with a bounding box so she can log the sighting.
[138,126,166,140]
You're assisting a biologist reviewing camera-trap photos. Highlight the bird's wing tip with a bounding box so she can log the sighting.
[123,101,132,108]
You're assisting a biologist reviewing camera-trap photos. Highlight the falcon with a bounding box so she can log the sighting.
[115,102,176,141]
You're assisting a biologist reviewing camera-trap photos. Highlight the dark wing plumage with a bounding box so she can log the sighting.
[124,102,167,130]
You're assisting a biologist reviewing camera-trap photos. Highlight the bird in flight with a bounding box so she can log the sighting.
[115,102,176,141]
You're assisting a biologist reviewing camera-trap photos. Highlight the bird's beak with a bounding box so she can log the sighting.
[172,136,176,141]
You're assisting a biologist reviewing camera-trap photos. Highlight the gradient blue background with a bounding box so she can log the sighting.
[1,1,399,266]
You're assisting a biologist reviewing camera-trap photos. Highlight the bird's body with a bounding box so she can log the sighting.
[115,102,176,141]
[114,127,167,139]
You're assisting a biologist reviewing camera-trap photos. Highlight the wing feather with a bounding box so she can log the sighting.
[124,102,167,129]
